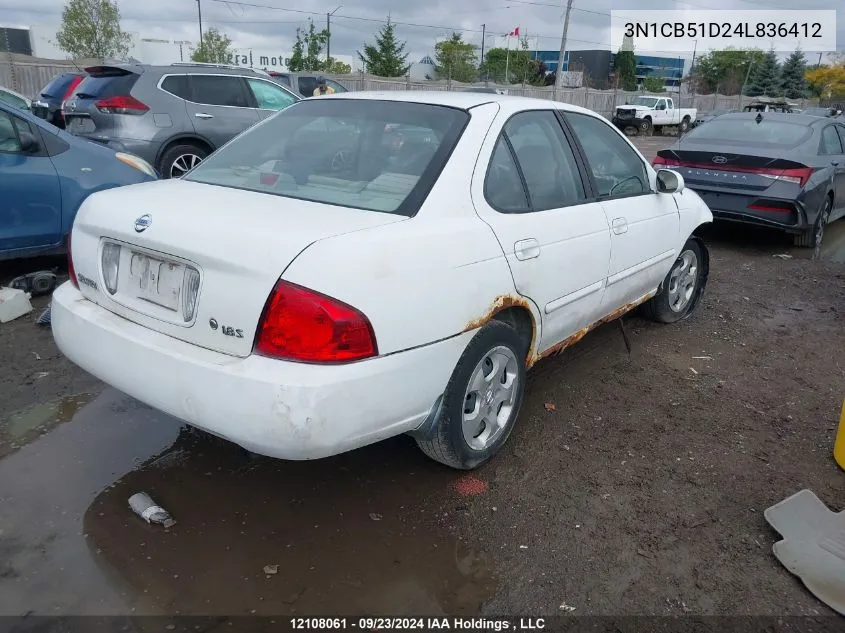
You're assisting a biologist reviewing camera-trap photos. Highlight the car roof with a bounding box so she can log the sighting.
[716,111,829,126]
[0,85,29,100]
[311,90,594,113]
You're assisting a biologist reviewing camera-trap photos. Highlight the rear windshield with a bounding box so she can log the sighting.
[40,74,77,98]
[74,71,140,99]
[185,99,469,215]
[682,117,812,148]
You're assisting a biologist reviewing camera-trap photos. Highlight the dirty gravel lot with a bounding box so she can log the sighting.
[1,136,844,621]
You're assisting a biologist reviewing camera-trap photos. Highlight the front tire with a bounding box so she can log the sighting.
[640,118,653,136]
[643,239,707,324]
[679,117,690,134]
[416,321,527,470]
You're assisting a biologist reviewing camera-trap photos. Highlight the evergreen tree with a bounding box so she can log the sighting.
[614,48,637,91]
[780,48,808,99]
[358,18,410,77]
[746,49,782,97]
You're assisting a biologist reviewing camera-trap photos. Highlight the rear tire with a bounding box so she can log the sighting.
[643,239,707,324]
[679,117,690,134]
[793,196,832,255]
[416,321,527,470]
[159,143,209,179]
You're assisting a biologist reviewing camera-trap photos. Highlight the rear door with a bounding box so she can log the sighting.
[185,75,259,147]
[564,110,679,310]
[471,109,612,351]
[0,109,62,253]
[823,124,845,211]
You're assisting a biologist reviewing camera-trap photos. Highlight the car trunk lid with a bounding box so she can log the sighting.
[70,179,405,357]
[654,149,813,192]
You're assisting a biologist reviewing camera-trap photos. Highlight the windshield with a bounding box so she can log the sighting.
[630,97,660,107]
[683,117,812,148]
[185,99,469,215]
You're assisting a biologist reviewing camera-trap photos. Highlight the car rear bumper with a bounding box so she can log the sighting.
[52,282,469,460]
[690,189,809,232]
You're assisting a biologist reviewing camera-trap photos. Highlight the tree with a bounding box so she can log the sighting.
[642,76,665,93]
[302,20,328,71]
[358,18,410,77]
[434,33,478,83]
[480,39,546,85]
[806,64,845,99]
[746,49,781,97]
[191,27,232,64]
[55,0,131,59]
[326,58,351,74]
[288,28,305,72]
[780,48,808,99]
[614,48,637,91]
[694,48,765,94]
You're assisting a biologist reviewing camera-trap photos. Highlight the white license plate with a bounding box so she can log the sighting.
[130,252,183,311]
[67,117,95,134]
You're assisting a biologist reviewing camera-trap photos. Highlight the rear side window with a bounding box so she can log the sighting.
[75,72,140,98]
[0,90,27,110]
[246,79,297,110]
[684,117,812,148]
[190,75,251,107]
[485,137,529,213]
[327,79,347,93]
[820,125,844,155]
[161,75,190,99]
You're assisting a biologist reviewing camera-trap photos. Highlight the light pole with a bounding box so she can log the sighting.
[196,0,203,51]
[554,0,574,99]
[327,6,342,65]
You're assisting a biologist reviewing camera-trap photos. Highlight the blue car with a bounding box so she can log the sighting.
[0,101,157,261]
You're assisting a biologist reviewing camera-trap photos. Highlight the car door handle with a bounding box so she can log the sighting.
[832,160,841,166]
[194,113,214,119]
[611,218,628,235]
[514,238,540,261]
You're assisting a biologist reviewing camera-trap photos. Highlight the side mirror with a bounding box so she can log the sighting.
[656,169,684,194]
[18,131,40,153]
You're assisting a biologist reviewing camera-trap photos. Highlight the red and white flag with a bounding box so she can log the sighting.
[506,26,520,36]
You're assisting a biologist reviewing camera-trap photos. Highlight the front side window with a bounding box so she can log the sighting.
[184,99,468,215]
[565,112,649,198]
[191,75,250,107]
[247,79,297,110]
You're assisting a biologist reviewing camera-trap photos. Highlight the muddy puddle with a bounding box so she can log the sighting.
[0,389,495,616]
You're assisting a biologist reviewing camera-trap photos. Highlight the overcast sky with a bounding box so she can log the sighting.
[1,0,842,66]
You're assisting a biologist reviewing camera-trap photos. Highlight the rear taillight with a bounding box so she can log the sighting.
[182,268,201,322]
[762,167,814,187]
[652,156,813,187]
[67,233,78,289]
[255,280,377,363]
[101,243,121,294]
[95,95,149,115]
[652,155,681,167]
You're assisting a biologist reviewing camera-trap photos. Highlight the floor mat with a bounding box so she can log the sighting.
[765,489,845,616]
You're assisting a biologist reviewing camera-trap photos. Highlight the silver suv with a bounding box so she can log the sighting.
[63,62,300,178]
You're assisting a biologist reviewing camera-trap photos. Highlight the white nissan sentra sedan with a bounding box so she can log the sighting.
[52,92,713,470]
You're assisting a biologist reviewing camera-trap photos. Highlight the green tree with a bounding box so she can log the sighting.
[614,48,637,91]
[358,18,410,77]
[288,28,305,72]
[55,0,131,59]
[780,48,808,99]
[434,33,478,83]
[746,49,781,97]
[694,48,765,94]
[190,27,232,64]
[303,20,328,71]
[480,44,545,85]
[642,76,665,93]
[326,58,351,74]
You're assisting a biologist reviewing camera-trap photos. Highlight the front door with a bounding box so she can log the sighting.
[563,110,679,312]
[471,109,612,352]
[0,110,61,254]
[186,75,259,148]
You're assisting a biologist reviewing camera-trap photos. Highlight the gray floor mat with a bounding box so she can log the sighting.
[765,489,845,616]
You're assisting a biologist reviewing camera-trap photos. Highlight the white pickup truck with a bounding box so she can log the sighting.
[612,96,696,135]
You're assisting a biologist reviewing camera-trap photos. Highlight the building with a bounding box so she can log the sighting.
[0,25,33,55]
[531,49,685,90]
[409,55,436,81]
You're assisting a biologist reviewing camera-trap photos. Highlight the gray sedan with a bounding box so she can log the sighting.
[653,112,845,250]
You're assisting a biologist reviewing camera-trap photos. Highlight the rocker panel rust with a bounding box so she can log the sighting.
[463,291,656,369]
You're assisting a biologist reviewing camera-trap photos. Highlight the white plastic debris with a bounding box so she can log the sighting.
[128,492,176,528]
[0,287,33,323]
[559,603,576,612]
[263,564,279,575]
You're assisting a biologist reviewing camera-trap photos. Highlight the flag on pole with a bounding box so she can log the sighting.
[506,26,520,37]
